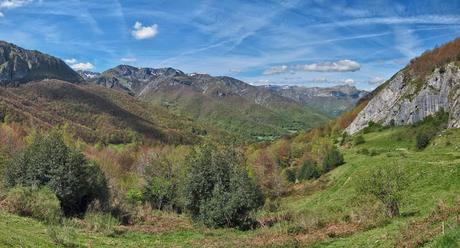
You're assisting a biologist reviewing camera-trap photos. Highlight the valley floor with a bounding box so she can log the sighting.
[1,126,459,247]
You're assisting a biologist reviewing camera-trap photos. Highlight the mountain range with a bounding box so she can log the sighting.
[264,84,367,116]
[0,40,360,142]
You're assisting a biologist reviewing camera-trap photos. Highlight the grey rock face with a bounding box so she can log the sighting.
[0,41,82,85]
[346,62,460,134]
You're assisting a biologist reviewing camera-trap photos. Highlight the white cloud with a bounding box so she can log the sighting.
[64,58,77,64]
[0,11,3,17]
[296,60,361,72]
[263,60,360,76]
[131,21,158,40]
[121,57,137,63]
[70,62,94,71]
[369,76,386,85]
[263,65,289,75]
[0,0,32,9]
[65,59,94,71]
[342,78,354,85]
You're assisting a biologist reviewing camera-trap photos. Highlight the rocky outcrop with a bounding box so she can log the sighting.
[0,41,82,85]
[346,62,460,134]
[77,70,100,80]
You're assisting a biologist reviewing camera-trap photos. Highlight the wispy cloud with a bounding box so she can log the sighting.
[315,15,460,28]
[132,21,158,40]
[0,0,33,17]
[296,60,361,72]
[394,27,421,59]
[263,65,289,75]
[0,0,33,9]
[368,76,386,85]
[121,57,137,63]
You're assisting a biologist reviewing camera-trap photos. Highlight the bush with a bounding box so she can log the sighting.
[297,160,320,181]
[126,188,144,205]
[358,164,408,217]
[184,145,264,229]
[2,186,62,223]
[363,121,383,133]
[416,132,431,150]
[4,130,109,216]
[142,151,186,212]
[322,147,344,172]
[283,167,297,183]
[353,135,365,145]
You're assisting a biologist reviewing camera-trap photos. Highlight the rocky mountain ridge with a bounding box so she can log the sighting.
[0,40,82,85]
[347,38,460,134]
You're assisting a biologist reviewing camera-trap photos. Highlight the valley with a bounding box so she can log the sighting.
[0,1,459,247]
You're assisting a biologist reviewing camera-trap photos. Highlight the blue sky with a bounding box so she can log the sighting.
[0,0,459,90]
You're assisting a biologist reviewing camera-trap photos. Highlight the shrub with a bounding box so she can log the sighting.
[358,164,408,217]
[4,130,109,216]
[2,186,62,223]
[184,145,264,229]
[322,146,344,172]
[363,121,383,133]
[142,150,186,212]
[416,132,431,150]
[297,160,320,181]
[126,188,144,205]
[283,167,297,183]
[353,135,365,145]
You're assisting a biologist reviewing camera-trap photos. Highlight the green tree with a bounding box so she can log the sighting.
[322,146,344,172]
[297,160,320,181]
[358,164,408,217]
[184,144,264,229]
[5,130,108,216]
[142,147,188,212]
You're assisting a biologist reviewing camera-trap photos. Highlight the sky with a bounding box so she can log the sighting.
[0,0,459,90]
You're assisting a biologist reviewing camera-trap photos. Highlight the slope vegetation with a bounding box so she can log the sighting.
[0,80,212,144]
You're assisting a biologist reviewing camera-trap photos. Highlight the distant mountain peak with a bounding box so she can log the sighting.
[264,84,368,116]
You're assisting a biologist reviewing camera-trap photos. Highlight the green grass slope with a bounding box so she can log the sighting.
[0,125,458,247]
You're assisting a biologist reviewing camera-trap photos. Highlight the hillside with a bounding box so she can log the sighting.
[347,38,460,134]
[88,65,330,140]
[0,125,458,247]
[0,41,82,85]
[0,79,213,145]
[265,84,368,116]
